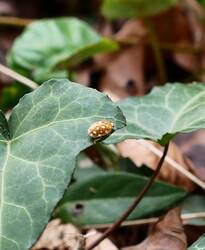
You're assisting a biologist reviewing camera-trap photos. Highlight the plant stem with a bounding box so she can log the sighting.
[83,211,205,229]
[0,64,38,90]
[137,139,205,190]
[144,18,167,84]
[118,39,202,53]
[159,42,202,53]
[0,17,32,27]
[85,143,169,250]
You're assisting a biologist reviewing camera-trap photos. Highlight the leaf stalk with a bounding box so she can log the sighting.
[86,143,170,250]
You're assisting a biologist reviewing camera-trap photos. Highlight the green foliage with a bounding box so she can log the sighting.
[3,17,118,111]
[0,83,30,112]
[106,83,205,145]
[7,17,118,83]
[55,172,187,225]
[0,79,125,250]
[188,234,205,249]
[3,6,205,249]
[102,0,178,19]
[197,0,205,8]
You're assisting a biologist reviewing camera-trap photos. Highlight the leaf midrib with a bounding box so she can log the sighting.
[10,116,109,142]
[65,190,184,202]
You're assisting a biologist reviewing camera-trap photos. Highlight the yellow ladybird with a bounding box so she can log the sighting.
[88,120,114,139]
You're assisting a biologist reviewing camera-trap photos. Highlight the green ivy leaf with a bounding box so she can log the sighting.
[55,172,187,225]
[7,17,119,82]
[102,0,178,19]
[188,234,205,249]
[106,83,205,145]
[5,18,118,111]
[0,79,125,250]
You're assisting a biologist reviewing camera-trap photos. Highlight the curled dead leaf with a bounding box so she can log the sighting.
[172,1,203,72]
[86,229,119,250]
[176,130,205,181]
[97,44,145,97]
[122,208,187,250]
[32,219,84,250]
[151,5,201,73]
[114,20,147,45]
[117,140,196,191]
[94,19,147,97]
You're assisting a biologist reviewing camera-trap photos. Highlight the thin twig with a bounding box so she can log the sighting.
[0,16,32,27]
[86,143,170,250]
[159,42,202,53]
[144,18,166,84]
[0,64,38,90]
[83,211,205,229]
[118,39,203,53]
[138,139,205,190]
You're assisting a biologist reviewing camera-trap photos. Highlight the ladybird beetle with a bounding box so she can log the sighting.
[88,120,114,142]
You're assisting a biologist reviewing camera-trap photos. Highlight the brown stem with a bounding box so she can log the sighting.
[144,18,167,84]
[86,143,170,250]
[0,17,32,27]
[0,64,38,90]
[159,42,202,53]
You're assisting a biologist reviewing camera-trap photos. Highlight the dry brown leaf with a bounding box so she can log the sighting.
[76,67,93,87]
[117,139,196,191]
[76,20,146,97]
[185,0,205,47]
[187,0,205,82]
[152,6,192,44]
[172,51,199,72]
[175,130,205,182]
[122,208,187,250]
[149,5,200,73]
[98,44,145,97]
[114,20,147,45]
[32,219,84,250]
[0,1,16,16]
[86,229,119,250]
[172,0,204,72]
[94,19,147,97]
